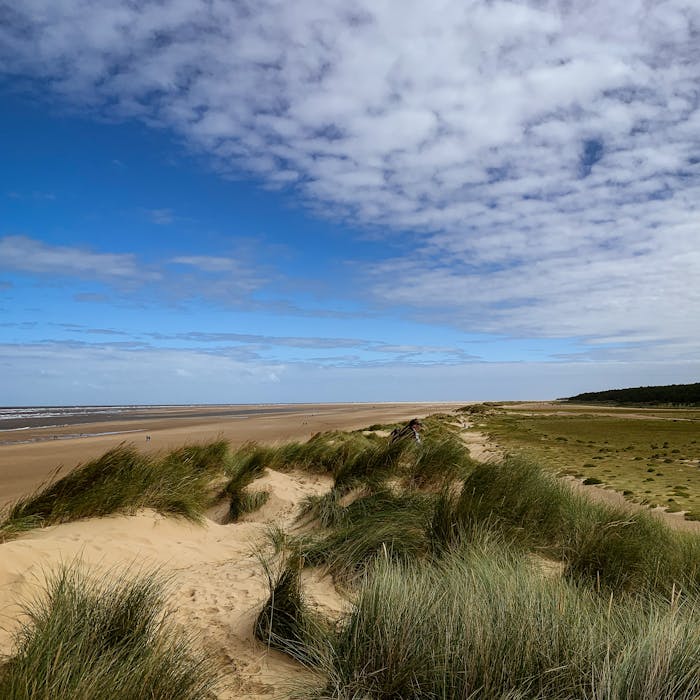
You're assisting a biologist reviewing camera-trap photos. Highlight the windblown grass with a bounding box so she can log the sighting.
[403,433,473,488]
[297,490,345,528]
[222,442,272,521]
[248,413,700,697]
[228,422,467,497]
[0,441,230,541]
[305,537,700,699]
[254,551,328,666]
[456,457,700,595]
[229,431,375,479]
[0,564,218,700]
[285,424,700,596]
[298,490,433,580]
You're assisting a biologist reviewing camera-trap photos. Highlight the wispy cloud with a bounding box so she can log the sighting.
[2,341,698,405]
[0,236,355,317]
[5,191,56,200]
[1,2,699,358]
[170,256,246,274]
[147,208,175,225]
[0,235,146,280]
[146,331,480,367]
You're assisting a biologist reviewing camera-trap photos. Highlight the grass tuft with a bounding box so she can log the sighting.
[0,564,218,699]
[254,551,328,666]
[403,433,474,488]
[221,442,273,521]
[307,538,700,699]
[298,490,433,580]
[1,441,230,540]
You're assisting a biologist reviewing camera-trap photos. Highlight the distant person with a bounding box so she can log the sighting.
[390,418,423,444]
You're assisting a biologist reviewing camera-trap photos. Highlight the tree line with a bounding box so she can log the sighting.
[564,382,700,406]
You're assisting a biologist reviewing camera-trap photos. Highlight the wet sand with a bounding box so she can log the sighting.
[0,402,461,506]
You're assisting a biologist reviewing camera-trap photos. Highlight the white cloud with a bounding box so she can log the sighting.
[0,235,145,280]
[2,1,700,358]
[147,208,174,225]
[0,236,268,304]
[1,341,698,405]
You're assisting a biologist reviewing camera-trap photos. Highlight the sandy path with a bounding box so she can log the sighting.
[0,402,460,506]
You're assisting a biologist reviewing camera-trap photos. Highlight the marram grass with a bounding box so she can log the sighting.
[0,440,230,541]
[297,536,700,700]
[0,564,219,700]
[456,457,700,595]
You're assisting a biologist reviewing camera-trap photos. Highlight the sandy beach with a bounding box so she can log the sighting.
[0,402,460,508]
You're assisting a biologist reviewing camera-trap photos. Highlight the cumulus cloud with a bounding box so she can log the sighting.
[2,1,700,357]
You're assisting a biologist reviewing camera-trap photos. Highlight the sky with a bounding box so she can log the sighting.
[0,0,699,405]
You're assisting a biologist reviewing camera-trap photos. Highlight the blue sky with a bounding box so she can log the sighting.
[1,1,699,405]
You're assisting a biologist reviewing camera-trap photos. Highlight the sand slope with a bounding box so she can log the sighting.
[0,468,337,699]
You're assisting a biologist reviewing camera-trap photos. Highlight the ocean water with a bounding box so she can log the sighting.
[0,404,301,437]
[0,405,171,431]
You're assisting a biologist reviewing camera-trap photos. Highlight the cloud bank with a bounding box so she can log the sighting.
[2,1,699,359]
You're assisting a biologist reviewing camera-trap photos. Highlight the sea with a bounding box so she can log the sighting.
[0,404,303,445]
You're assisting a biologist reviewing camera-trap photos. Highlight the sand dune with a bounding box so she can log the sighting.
[1,404,461,698]
[3,405,700,698]
[0,466,339,699]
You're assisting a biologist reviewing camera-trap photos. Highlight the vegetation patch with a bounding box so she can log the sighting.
[0,441,229,540]
[0,564,218,700]
[302,540,700,700]
[483,407,700,517]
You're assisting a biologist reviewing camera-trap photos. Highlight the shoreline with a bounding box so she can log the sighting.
[0,402,463,507]
[0,403,340,434]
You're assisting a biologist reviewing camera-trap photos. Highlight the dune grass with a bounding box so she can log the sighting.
[303,537,700,699]
[0,440,230,541]
[229,431,376,479]
[221,441,272,520]
[298,489,434,581]
[292,444,700,596]
[455,457,700,595]
[254,551,329,666]
[402,433,473,488]
[0,564,218,700]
